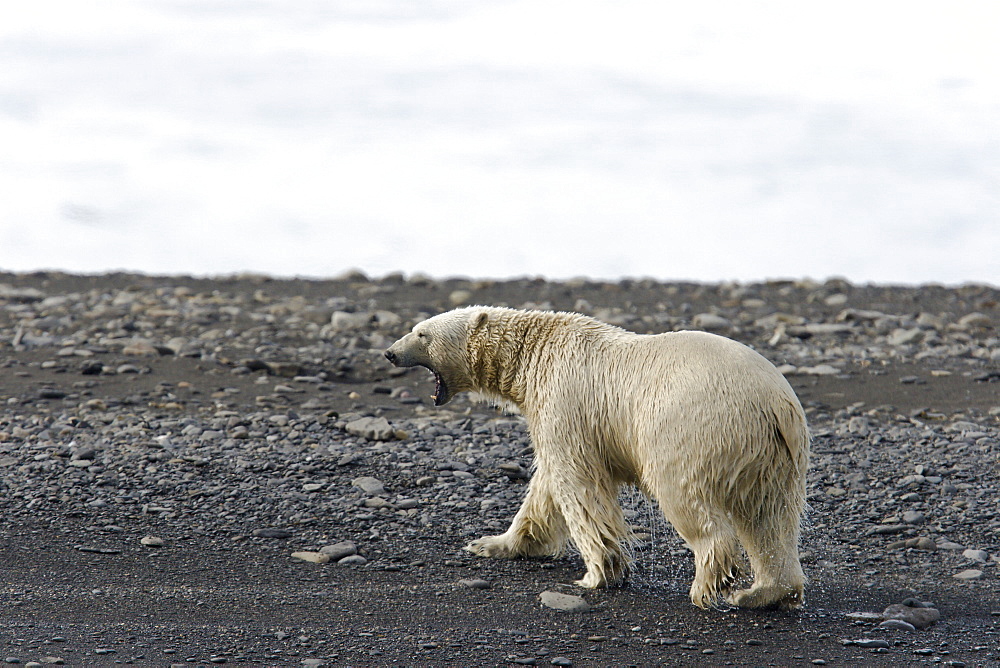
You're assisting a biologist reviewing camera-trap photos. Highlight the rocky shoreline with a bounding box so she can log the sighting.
[1,271,997,667]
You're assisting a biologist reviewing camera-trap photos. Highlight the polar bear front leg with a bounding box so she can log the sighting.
[465,470,569,559]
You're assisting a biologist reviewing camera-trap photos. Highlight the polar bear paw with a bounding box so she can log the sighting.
[726,584,803,610]
[464,534,519,559]
[573,571,607,589]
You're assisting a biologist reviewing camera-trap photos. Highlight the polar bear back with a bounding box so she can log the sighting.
[528,327,808,502]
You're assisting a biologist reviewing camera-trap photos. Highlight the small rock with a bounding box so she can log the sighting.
[854,639,890,649]
[887,328,923,346]
[498,462,530,480]
[798,364,842,376]
[330,311,374,332]
[459,578,491,590]
[879,619,916,631]
[902,510,925,524]
[140,535,165,547]
[845,611,884,622]
[449,289,473,306]
[953,569,984,581]
[320,541,357,560]
[352,476,387,495]
[962,549,990,563]
[291,551,331,564]
[336,453,360,466]
[870,524,908,535]
[38,388,67,400]
[882,603,941,629]
[539,590,591,612]
[253,528,292,539]
[121,339,161,356]
[338,554,368,566]
[692,313,731,331]
[957,312,992,329]
[549,658,573,667]
[345,417,396,441]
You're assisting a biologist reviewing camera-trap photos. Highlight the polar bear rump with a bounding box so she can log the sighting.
[385,306,809,609]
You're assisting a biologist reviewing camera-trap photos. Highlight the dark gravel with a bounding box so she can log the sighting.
[1,271,998,667]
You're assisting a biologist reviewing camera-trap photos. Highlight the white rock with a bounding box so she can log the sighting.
[330,311,374,331]
[962,549,990,563]
[957,312,992,329]
[692,313,731,331]
[291,551,331,564]
[449,290,473,306]
[345,416,396,441]
[887,328,923,346]
[953,569,984,580]
[797,364,841,376]
[539,590,591,612]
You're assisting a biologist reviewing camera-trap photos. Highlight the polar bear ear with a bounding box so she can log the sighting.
[470,309,490,331]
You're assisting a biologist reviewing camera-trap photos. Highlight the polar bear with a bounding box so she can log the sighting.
[385,306,809,609]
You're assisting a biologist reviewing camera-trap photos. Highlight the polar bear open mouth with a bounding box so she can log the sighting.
[422,364,448,406]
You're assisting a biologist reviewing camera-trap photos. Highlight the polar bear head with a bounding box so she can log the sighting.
[384,307,487,406]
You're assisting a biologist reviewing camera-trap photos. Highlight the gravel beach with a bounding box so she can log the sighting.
[1,271,997,667]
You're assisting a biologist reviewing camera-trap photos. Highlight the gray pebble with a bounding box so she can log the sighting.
[352,476,387,495]
[882,603,941,629]
[320,541,357,560]
[962,549,990,562]
[252,528,293,539]
[338,554,368,566]
[854,639,890,648]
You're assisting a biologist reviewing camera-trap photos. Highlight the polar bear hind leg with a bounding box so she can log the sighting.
[659,501,746,608]
[727,512,805,609]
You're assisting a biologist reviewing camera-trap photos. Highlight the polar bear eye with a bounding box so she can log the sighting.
[416,331,429,341]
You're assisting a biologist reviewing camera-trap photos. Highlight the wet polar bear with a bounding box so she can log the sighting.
[385,306,809,609]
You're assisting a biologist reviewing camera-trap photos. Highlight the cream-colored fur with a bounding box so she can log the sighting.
[385,306,809,609]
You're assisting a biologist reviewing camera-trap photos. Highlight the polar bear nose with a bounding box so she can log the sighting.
[384,349,398,364]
